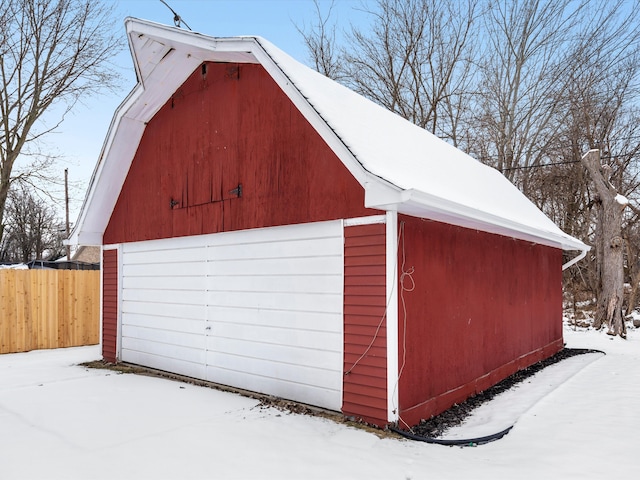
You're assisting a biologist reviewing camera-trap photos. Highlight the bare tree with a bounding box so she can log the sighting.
[0,186,64,262]
[469,0,587,191]
[341,0,479,142]
[297,0,344,80]
[581,150,628,337]
[0,0,122,247]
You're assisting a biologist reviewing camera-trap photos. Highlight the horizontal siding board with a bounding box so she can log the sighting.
[344,373,387,398]
[342,236,386,248]
[342,364,388,379]
[344,224,387,238]
[343,295,387,307]
[344,244,386,257]
[344,285,386,297]
[342,390,387,409]
[344,255,386,267]
[341,401,388,423]
[344,275,385,287]
[344,314,385,326]
[342,395,387,418]
[344,304,388,316]
[343,265,385,277]
[344,325,388,339]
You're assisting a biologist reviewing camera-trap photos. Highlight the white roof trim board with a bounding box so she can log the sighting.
[68,18,588,253]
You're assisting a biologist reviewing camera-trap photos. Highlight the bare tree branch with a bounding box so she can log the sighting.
[0,0,123,245]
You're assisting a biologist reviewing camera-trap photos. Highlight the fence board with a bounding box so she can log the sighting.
[0,270,100,354]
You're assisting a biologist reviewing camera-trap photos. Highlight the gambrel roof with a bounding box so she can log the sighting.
[69,18,588,254]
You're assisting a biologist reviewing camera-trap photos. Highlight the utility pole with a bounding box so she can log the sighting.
[65,168,70,261]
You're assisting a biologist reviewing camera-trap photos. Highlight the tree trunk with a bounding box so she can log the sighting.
[629,271,640,315]
[581,149,627,338]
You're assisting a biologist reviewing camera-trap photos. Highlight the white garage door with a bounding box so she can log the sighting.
[120,220,344,410]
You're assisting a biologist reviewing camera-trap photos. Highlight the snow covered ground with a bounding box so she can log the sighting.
[1,325,638,479]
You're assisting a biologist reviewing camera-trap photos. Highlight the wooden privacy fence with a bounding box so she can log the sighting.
[0,269,100,354]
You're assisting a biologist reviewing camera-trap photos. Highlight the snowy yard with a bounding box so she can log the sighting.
[1,325,638,479]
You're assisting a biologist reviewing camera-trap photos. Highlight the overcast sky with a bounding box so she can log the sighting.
[42,0,370,222]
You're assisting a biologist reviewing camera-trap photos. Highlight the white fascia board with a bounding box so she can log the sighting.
[396,189,590,252]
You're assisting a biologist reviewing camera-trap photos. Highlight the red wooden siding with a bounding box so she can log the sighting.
[102,249,118,363]
[343,223,388,426]
[104,62,379,245]
[396,215,563,427]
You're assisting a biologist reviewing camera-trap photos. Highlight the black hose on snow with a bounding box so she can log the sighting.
[389,425,513,446]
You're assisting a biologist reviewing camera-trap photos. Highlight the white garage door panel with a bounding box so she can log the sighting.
[122,287,206,306]
[123,245,207,264]
[122,312,204,335]
[207,256,342,276]
[206,353,342,392]
[210,322,342,351]
[121,337,205,367]
[206,236,343,260]
[206,307,342,332]
[123,300,206,322]
[120,220,344,411]
[205,367,339,408]
[206,291,341,313]
[122,325,205,350]
[207,336,342,370]
[206,274,342,295]
[123,350,205,380]
[123,275,204,291]
[123,262,207,277]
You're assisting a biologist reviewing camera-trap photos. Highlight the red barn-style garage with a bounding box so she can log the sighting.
[69,19,588,429]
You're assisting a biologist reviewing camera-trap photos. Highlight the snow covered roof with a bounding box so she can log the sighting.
[68,18,588,253]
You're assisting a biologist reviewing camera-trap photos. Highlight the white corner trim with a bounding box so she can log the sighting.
[385,211,399,424]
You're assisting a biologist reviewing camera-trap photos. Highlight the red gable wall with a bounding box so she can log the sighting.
[104,62,378,244]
